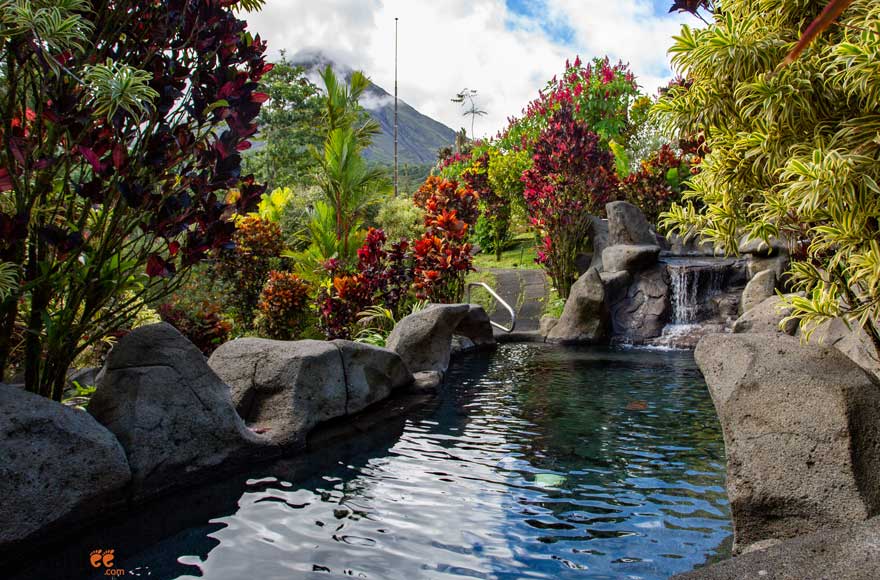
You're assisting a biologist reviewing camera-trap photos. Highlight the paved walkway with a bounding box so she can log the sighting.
[485,268,550,332]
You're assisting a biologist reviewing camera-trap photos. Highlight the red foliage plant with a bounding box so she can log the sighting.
[412,176,479,303]
[0,0,270,398]
[498,56,638,151]
[318,229,414,339]
[521,105,619,298]
[258,270,311,340]
[620,144,700,225]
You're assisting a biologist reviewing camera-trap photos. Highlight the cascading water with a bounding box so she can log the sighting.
[668,263,725,324]
[651,257,744,349]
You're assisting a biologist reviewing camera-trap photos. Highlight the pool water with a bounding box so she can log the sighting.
[12,344,731,580]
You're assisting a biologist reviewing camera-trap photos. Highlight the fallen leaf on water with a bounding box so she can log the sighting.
[625,400,648,411]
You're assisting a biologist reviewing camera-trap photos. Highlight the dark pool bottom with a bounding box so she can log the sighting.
[12,344,731,580]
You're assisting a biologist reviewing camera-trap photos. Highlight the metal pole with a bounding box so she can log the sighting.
[394,17,399,197]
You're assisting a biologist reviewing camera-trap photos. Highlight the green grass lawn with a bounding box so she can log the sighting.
[472,235,541,270]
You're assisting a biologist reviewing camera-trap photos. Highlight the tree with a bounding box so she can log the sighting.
[521,105,619,299]
[307,66,389,268]
[498,56,639,153]
[655,0,880,355]
[243,52,323,190]
[451,88,487,140]
[487,147,532,223]
[462,152,510,262]
[0,0,269,399]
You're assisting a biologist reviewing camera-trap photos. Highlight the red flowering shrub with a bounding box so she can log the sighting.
[412,176,479,302]
[620,144,699,224]
[158,302,231,356]
[215,215,284,330]
[257,271,311,340]
[521,105,619,298]
[317,229,414,339]
[499,56,638,150]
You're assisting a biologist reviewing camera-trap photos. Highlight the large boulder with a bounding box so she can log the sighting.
[667,233,717,256]
[0,385,130,549]
[546,268,609,344]
[740,269,776,314]
[747,254,790,280]
[601,244,660,273]
[539,315,559,337]
[695,333,880,551]
[386,303,470,374]
[810,318,880,380]
[608,265,671,341]
[88,323,266,498]
[732,294,798,335]
[208,339,345,447]
[673,516,880,580]
[606,201,656,246]
[453,304,496,350]
[209,339,411,449]
[588,215,610,270]
[599,270,632,301]
[333,340,413,413]
[738,234,788,257]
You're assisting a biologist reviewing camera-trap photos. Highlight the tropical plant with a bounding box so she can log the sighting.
[0,0,268,399]
[307,66,388,268]
[314,124,389,253]
[278,184,324,250]
[462,153,511,261]
[155,263,231,355]
[498,56,639,152]
[215,216,284,331]
[257,270,312,340]
[655,0,880,354]
[452,88,487,140]
[620,144,699,224]
[412,176,479,302]
[487,147,533,224]
[317,229,413,339]
[286,200,367,278]
[354,299,428,347]
[522,105,619,298]
[375,194,424,242]
[255,187,295,223]
[243,52,323,189]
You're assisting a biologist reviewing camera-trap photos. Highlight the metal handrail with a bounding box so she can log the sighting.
[466,282,516,333]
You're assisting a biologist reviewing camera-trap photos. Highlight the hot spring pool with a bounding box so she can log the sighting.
[13,344,731,580]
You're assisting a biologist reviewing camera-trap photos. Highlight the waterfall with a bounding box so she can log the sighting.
[651,259,735,349]
[667,263,725,324]
[669,264,700,324]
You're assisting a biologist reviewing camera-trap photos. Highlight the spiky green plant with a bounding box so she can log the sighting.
[655,0,880,354]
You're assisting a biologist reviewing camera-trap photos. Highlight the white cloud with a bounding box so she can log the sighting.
[359,92,396,111]
[245,0,698,139]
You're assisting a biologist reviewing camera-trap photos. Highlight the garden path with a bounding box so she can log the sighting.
[486,268,549,332]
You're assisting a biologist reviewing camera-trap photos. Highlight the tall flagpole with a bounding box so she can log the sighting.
[393,17,399,197]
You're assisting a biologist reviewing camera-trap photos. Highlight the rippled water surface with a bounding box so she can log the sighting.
[14,344,731,580]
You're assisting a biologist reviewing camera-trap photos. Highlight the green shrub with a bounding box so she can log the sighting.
[375,195,423,242]
[655,0,880,352]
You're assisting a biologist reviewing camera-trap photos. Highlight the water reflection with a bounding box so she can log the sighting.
[8,344,730,580]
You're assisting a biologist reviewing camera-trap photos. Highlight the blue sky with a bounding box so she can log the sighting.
[246,0,700,137]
